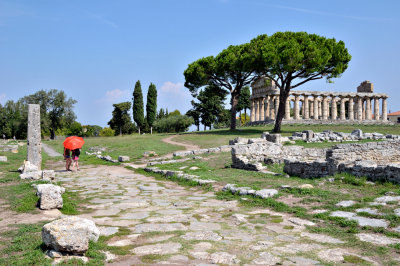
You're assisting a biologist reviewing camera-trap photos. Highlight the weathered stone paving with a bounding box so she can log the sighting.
[53,164,393,265]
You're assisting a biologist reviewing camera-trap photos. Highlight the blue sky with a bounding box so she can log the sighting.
[0,0,399,127]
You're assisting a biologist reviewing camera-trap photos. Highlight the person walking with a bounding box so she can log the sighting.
[64,148,72,171]
[71,148,80,171]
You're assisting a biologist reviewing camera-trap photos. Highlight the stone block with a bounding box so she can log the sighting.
[20,171,42,180]
[36,184,65,210]
[42,170,55,181]
[265,134,281,144]
[118,156,130,162]
[42,216,100,254]
[254,189,278,199]
[0,156,7,162]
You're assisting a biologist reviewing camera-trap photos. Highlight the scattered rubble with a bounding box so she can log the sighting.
[36,184,65,210]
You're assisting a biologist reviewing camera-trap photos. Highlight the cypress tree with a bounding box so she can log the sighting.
[132,80,144,134]
[146,83,157,134]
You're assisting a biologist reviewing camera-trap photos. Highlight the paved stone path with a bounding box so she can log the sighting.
[53,163,387,265]
[42,143,62,157]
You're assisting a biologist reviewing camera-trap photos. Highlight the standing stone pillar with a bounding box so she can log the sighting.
[357,97,363,121]
[27,104,42,170]
[322,95,328,120]
[313,96,319,120]
[284,98,291,120]
[310,100,314,118]
[294,95,300,120]
[250,100,255,122]
[362,100,366,120]
[331,98,337,120]
[254,100,259,121]
[340,98,346,120]
[259,98,264,121]
[270,96,275,120]
[264,96,270,120]
[374,97,380,120]
[274,96,279,117]
[366,98,372,120]
[348,97,354,120]
[382,98,388,121]
[304,96,309,119]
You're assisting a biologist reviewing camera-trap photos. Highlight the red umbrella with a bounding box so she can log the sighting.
[63,136,85,150]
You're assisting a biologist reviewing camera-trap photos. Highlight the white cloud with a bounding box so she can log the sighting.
[102,89,129,102]
[161,81,185,94]
[0,93,6,104]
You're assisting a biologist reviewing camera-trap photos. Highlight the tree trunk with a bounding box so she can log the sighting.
[273,87,290,133]
[50,124,55,140]
[151,126,153,134]
[239,111,242,127]
[204,125,206,131]
[244,108,247,121]
[120,127,122,136]
[197,124,199,131]
[230,92,238,130]
[138,127,141,135]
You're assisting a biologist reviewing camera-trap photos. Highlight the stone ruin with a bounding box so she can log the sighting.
[231,131,400,183]
[27,104,42,170]
[250,77,390,124]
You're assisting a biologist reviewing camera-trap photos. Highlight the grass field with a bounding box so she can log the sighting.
[44,133,183,163]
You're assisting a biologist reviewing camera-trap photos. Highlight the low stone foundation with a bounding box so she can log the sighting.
[231,131,400,183]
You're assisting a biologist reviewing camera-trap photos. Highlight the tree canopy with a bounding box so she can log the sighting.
[132,80,144,134]
[108,101,135,135]
[184,43,258,130]
[251,32,351,132]
[146,83,157,134]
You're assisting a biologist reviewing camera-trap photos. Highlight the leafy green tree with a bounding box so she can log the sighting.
[99,127,115,137]
[237,86,251,124]
[184,43,258,130]
[66,121,83,136]
[165,108,169,117]
[154,115,194,133]
[0,100,27,139]
[213,109,231,129]
[82,125,102,137]
[169,109,181,116]
[132,80,144,134]
[21,89,77,139]
[108,102,135,135]
[157,108,165,119]
[251,32,351,132]
[197,85,227,130]
[186,103,201,131]
[146,83,157,134]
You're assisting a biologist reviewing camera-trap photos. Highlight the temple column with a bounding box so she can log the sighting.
[322,95,328,120]
[259,98,265,121]
[274,96,279,117]
[294,95,300,120]
[374,97,380,120]
[270,96,275,120]
[366,97,372,120]
[326,98,330,119]
[254,100,259,121]
[331,98,337,120]
[318,101,322,118]
[357,97,363,121]
[313,96,319,119]
[362,100,366,120]
[284,97,291,120]
[310,100,314,118]
[382,98,388,121]
[340,97,346,120]
[250,100,255,122]
[304,96,309,119]
[348,97,354,120]
[264,96,270,120]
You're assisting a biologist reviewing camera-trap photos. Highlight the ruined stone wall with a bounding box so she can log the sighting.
[328,141,400,172]
[231,142,326,171]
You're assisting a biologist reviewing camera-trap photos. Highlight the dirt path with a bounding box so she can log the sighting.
[42,143,62,157]
[162,135,200,151]
[38,161,380,265]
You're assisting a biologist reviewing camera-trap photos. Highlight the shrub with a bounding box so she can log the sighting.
[99,127,115,137]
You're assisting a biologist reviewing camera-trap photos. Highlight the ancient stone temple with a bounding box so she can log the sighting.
[250,78,389,124]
